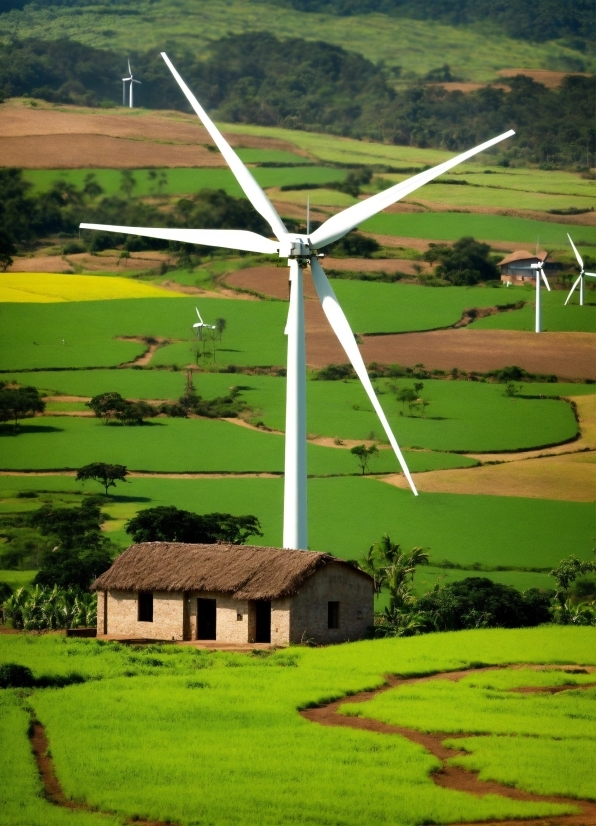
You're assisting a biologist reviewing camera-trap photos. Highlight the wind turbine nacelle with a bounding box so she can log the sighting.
[279,235,312,259]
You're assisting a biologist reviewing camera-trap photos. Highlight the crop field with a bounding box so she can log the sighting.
[1,628,595,826]
[24,165,345,198]
[2,0,589,81]
[0,415,479,476]
[0,474,593,570]
[0,297,288,371]
[0,273,183,303]
[361,212,596,245]
[470,292,596,333]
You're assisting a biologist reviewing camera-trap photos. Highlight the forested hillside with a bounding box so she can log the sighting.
[272,0,594,47]
[1,33,594,167]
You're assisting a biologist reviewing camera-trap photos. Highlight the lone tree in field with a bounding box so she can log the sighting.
[76,463,129,496]
[0,228,17,272]
[350,443,378,475]
[215,318,227,340]
[0,385,45,433]
[86,392,126,424]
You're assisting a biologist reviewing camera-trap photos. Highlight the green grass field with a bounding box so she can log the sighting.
[2,0,589,81]
[470,289,596,332]
[2,628,594,826]
[24,165,345,197]
[0,297,288,371]
[362,212,596,245]
[0,475,592,570]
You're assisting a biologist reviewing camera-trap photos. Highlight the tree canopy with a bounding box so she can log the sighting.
[76,463,129,496]
[125,506,263,545]
[0,385,45,432]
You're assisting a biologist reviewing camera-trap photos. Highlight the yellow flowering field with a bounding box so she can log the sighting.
[0,274,184,303]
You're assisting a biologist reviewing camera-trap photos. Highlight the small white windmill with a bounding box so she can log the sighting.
[530,258,551,333]
[565,233,596,307]
[81,52,514,550]
[193,306,216,340]
[122,60,141,108]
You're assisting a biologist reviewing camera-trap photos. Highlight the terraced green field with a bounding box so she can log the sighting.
[0,475,593,570]
[470,291,596,332]
[361,212,596,245]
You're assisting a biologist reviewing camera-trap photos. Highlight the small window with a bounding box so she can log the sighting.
[138,592,153,622]
[237,613,243,621]
[356,610,363,620]
[328,601,340,630]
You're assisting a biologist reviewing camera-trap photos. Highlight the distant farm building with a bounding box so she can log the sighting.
[499,250,561,284]
[93,543,374,646]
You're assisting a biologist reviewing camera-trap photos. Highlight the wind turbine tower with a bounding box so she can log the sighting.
[81,53,514,550]
[122,60,141,108]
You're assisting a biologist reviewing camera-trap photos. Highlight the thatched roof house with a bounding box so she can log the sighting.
[498,250,561,283]
[93,543,373,646]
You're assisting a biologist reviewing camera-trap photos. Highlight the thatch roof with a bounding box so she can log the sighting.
[92,543,370,600]
[498,250,548,266]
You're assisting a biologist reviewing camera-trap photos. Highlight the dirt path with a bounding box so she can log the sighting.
[301,665,596,826]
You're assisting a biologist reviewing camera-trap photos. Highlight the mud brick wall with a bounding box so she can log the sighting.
[187,591,249,643]
[270,599,291,646]
[289,566,373,644]
[103,590,185,640]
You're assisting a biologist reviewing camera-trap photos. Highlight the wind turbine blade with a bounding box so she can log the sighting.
[567,233,584,271]
[195,307,203,323]
[79,224,279,255]
[564,274,582,305]
[133,79,141,84]
[541,269,551,291]
[310,130,515,249]
[584,272,596,278]
[128,59,131,74]
[310,257,418,495]
[160,52,288,243]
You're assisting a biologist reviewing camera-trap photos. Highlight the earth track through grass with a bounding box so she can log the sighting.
[302,665,596,826]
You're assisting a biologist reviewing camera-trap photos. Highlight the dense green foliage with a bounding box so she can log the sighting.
[3,584,96,630]
[0,33,593,165]
[125,505,263,544]
[23,499,114,588]
[422,237,499,285]
[273,0,594,45]
[75,462,129,496]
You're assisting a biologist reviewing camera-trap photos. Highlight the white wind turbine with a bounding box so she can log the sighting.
[193,306,216,340]
[122,60,141,108]
[530,259,551,333]
[81,52,514,550]
[565,233,596,307]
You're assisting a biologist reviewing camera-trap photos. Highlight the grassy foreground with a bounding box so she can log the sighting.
[1,628,594,826]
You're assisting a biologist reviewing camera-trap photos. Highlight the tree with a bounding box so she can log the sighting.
[0,228,17,272]
[86,391,126,424]
[395,387,417,415]
[215,318,227,340]
[29,499,114,589]
[0,386,45,433]
[125,506,263,545]
[76,463,129,496]
[350,443,378,474]
[422,237,499,285]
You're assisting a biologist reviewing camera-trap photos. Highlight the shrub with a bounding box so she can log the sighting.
[0,663,34,689]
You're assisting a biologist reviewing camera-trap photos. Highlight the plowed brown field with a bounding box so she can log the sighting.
[0,103,306,168]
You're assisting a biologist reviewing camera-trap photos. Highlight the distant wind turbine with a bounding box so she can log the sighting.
[122,60,141,108]
[81,52,514,550]
[530,259,551,333]
[565,233,596,306]
[193,306,216,340]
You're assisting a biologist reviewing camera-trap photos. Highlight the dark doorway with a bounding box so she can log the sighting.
[255,600,271,643]
[197,598,216,640]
